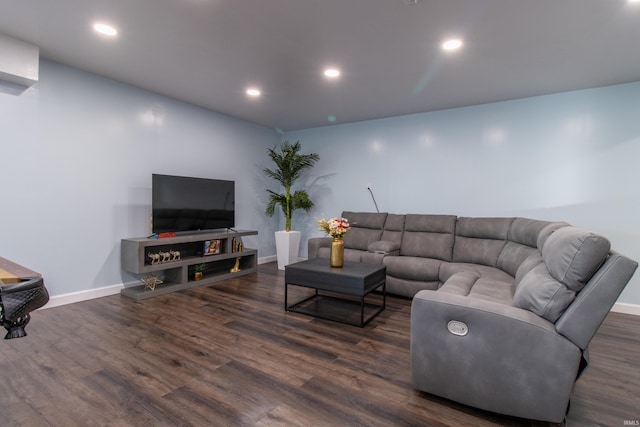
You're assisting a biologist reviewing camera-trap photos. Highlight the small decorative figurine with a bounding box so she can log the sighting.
[141,274,163,290]
[230,257,241,273]
[148,253,161,265]
[160,251,171,263]
[170,250,181,261]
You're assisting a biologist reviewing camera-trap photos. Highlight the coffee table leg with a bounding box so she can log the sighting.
[382,283,386,322]
[284,282,288,311]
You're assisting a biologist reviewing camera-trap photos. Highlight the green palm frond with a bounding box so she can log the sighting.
[265,191,287,217]
[291,190,314,212]
[264,141,319,231]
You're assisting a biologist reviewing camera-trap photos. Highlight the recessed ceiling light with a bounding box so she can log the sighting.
[246,88,261,97]
[324,68,341,78]
[442,39,463,51]
[93,22,118,37]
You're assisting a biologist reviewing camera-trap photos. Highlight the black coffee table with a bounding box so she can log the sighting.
[284,258,386,327]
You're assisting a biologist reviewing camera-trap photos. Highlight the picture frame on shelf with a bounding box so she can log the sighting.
[204,239,221,255]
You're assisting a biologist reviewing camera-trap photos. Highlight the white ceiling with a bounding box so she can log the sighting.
[1,0,640,131]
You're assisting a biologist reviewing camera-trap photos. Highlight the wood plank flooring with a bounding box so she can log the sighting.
[1,262,638,426]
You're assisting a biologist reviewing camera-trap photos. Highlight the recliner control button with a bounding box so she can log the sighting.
[447,320,468,336]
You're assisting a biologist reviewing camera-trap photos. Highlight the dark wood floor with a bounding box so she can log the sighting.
[1,262,638,426]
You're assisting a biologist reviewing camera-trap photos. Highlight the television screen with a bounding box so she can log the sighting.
[152,174,235,233]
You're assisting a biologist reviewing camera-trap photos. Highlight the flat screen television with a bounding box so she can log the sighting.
[152,174,235,234]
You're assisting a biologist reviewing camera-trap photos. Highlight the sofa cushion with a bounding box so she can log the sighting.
[368,240,400,254]
[507,218,553,247]
[341,211,387,229]
[515,253,543,285]
[341,211,387,251]
[541,226,611,292]
[387,275,439,297]
[319,247,369,263]
[453,217,513,267]
[456,217,513,240]
[383,256,442,282]
[344,248,367,263]
[438,271,480,296]
[439,271,515,305]
[400,214,456,260]
[497,242,539,277]
[513,263,576,322]
[439,262,515,284]
[453,236,507,268]
[537,222,570,250]
[343,228,384,251]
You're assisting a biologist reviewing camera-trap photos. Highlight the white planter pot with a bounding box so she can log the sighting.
[275,230,301,270]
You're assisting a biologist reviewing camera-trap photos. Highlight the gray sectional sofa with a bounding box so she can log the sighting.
[307,211,637,423]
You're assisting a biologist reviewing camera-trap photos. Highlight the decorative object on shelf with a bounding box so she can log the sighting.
[160,251,171,263]
[141,274,163,291]
[317,217,352,268]
[230,257,241,273]
[204,240,221,255]
[232,237,243,253]
[264,140,320,270]
[191,263,207,281]
[169,250,181,261]
[148,252,161,265]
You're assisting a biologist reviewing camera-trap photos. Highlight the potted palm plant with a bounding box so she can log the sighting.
[264,141,320,269]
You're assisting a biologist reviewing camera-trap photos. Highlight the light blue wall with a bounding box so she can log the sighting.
[2,59,639,306]
[0,60,281,296]
[286,82,640,306]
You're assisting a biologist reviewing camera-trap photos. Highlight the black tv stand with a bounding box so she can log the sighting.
[120,229,258,300]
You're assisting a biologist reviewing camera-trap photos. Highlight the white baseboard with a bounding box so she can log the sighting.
[41,283,124,309]
[611,302,640,316]
[258,255,277,264]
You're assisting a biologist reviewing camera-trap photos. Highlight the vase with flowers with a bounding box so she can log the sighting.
[317,217,351,267]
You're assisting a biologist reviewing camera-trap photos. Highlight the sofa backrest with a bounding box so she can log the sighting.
[452,217,513,268]
[400,214,457,261]
[501,218,565,277]
[341,211,387,251]
[381,214,405,246]
[513,225,618,327]
[451,217,569,279]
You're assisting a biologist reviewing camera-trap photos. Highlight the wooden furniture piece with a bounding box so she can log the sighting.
[120,230,258,300]
[284,258,386,327]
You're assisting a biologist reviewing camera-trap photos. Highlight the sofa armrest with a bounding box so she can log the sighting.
[411,290,582,423]
[367,240,400,255]
[308,237,332,259]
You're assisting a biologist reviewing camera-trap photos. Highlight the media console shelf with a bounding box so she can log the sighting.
[120,229,258,300]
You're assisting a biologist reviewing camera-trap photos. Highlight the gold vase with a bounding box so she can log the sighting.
[330,238,344,268]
